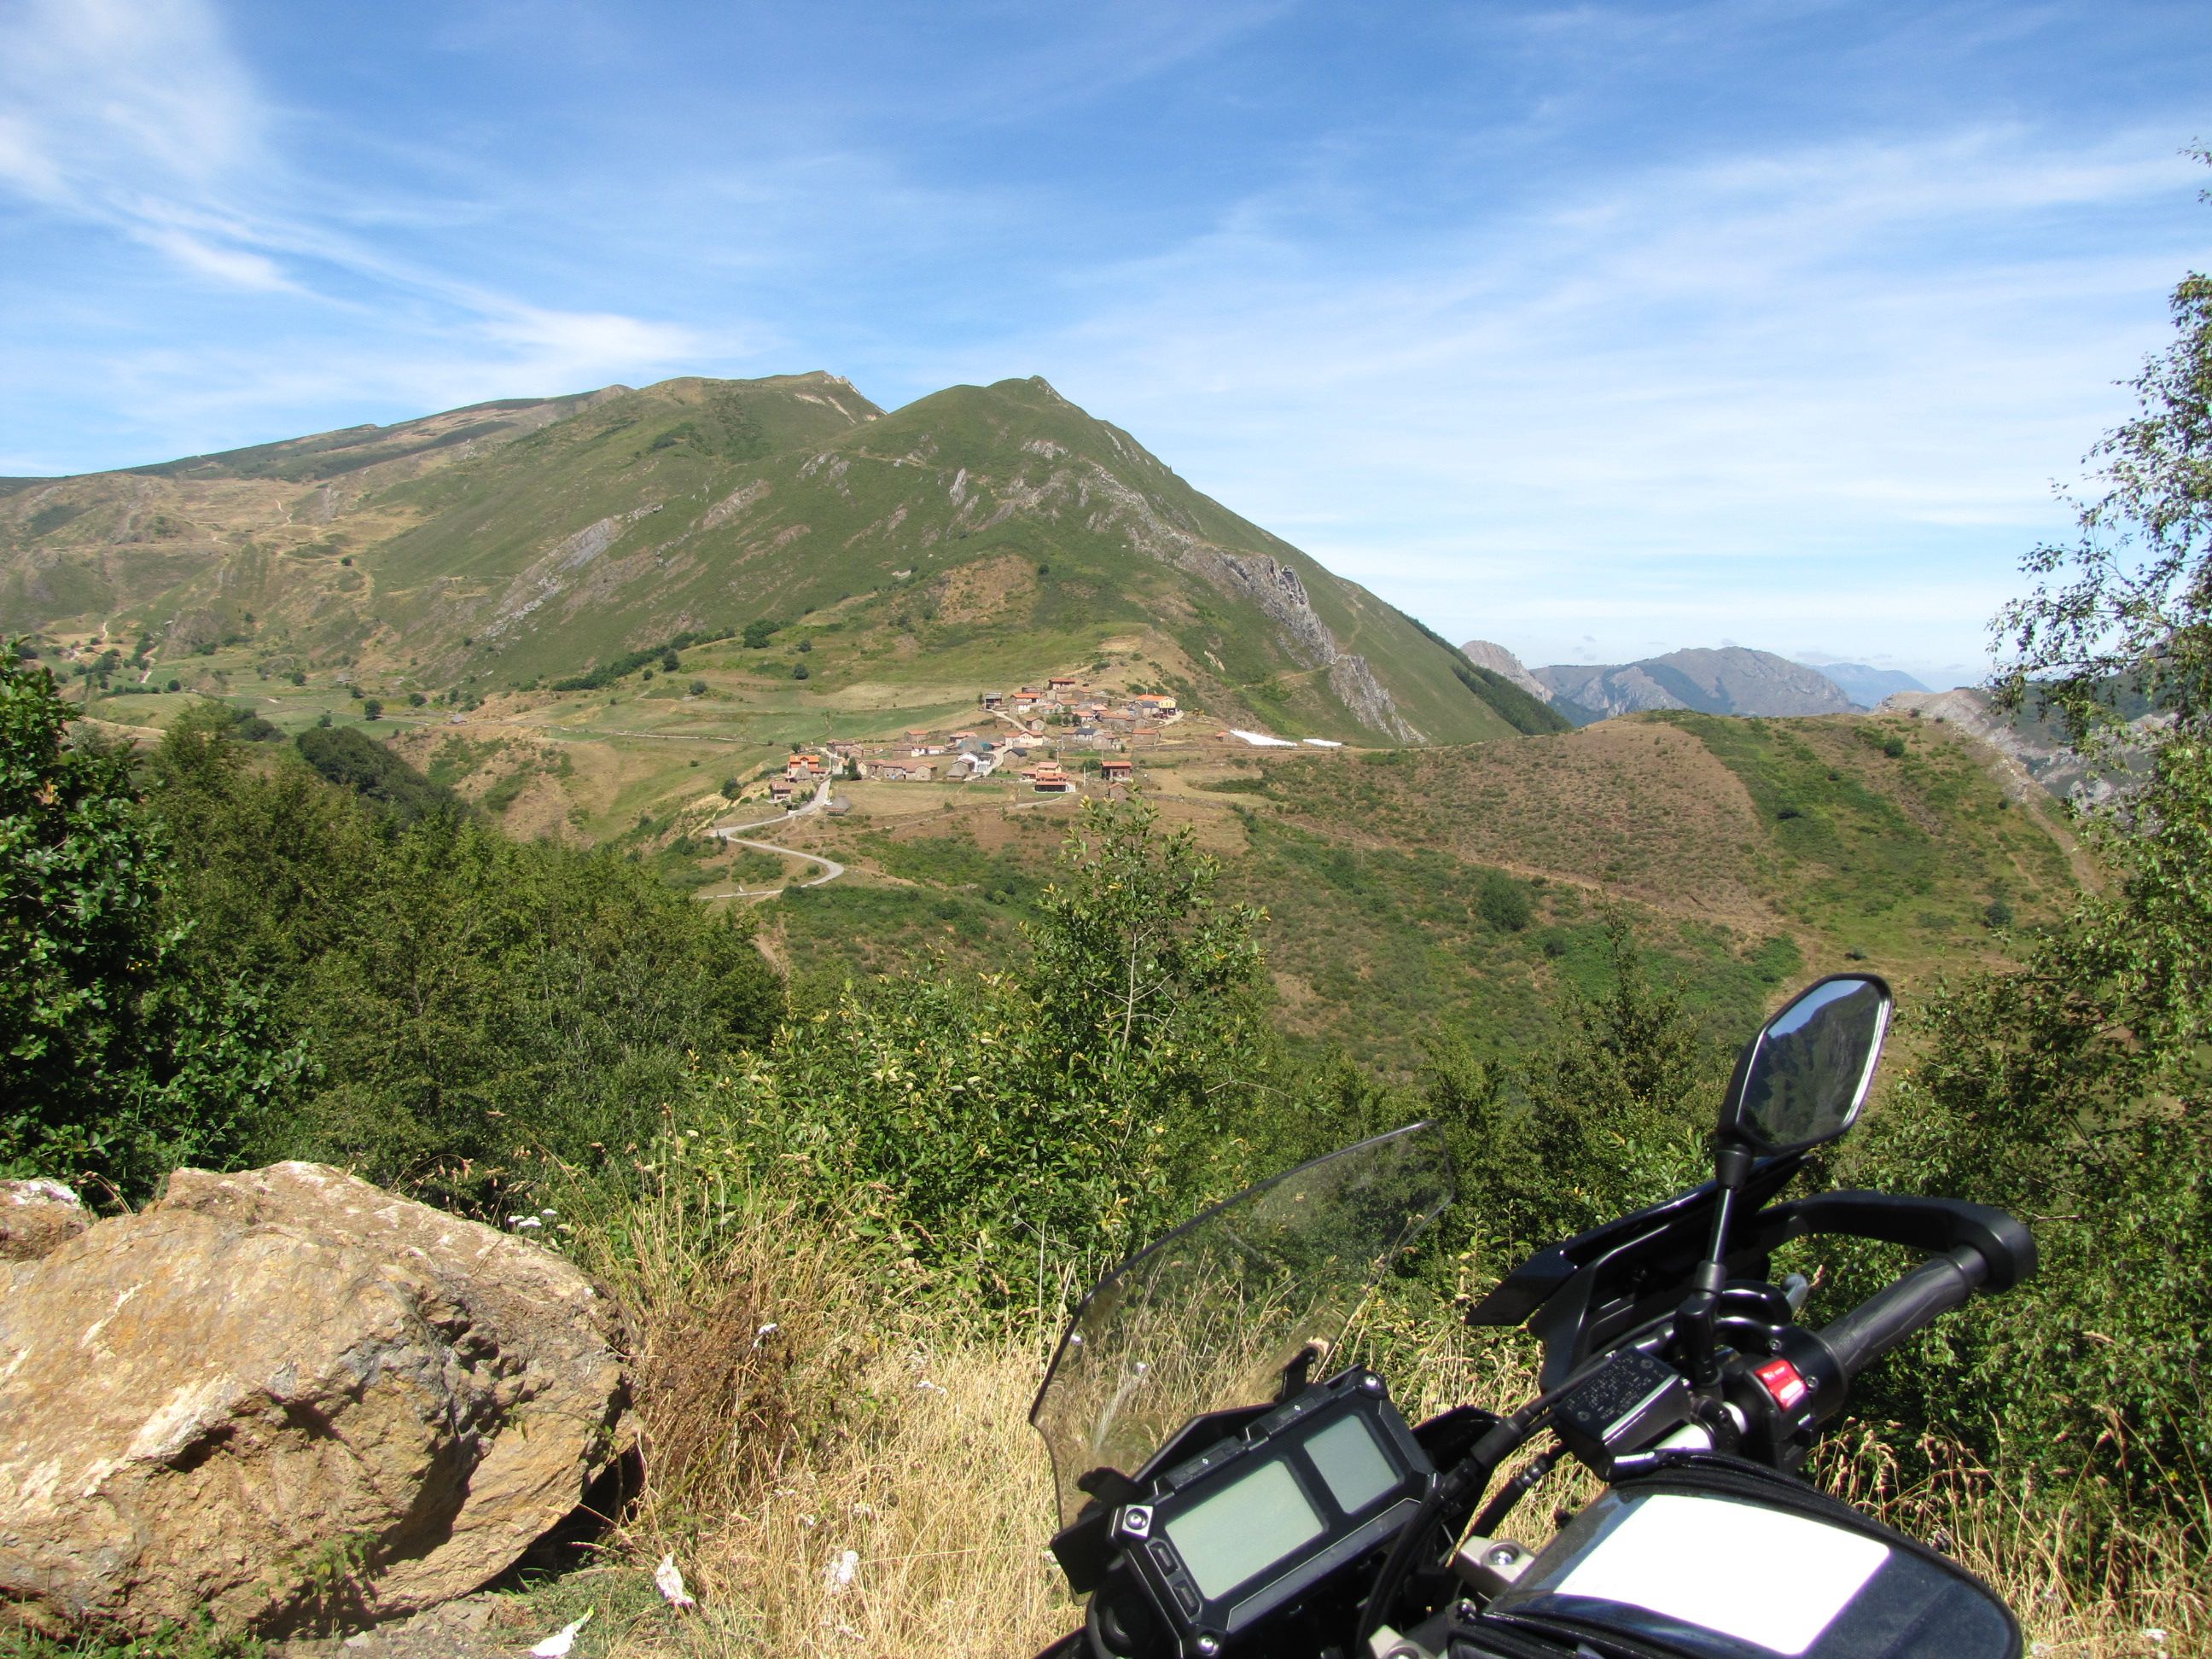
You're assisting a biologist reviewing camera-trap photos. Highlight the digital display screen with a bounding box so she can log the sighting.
[1162,1458,1324,1598]
[1304,1413,1396,1513]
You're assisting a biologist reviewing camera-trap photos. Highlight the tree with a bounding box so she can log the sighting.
[660,649,680,672]
[791,662,810,681]
[361,697,383,721]
[1998,165,2212,747]
[0,644,298,1198]
[1020,793,1272,1234]
[1848,173,2212,1561]
[145,721,784,1198]
[691,795,1275,1291]
[1433,913,1720,1253]
[742,620,776,649]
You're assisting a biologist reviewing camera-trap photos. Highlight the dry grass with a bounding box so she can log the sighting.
[564,1170,1076,1659]
[568,1179,2204,1659]
[1819,1423,2208,1657]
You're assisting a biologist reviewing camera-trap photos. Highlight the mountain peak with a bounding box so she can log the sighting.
[2,371,1543,750]
[1534,645,1854,722]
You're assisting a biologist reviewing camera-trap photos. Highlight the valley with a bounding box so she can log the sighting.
[6,372,2083,1080]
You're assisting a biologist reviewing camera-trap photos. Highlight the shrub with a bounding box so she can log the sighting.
[145,728,784,1197]
[1473,869,1532,933]
[294,727,456,823]
[0,652,300,1199]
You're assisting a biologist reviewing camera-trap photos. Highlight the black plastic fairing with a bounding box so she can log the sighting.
[1465,1156,1808,1388]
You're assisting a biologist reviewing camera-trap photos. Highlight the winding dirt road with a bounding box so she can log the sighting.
[702,777,844,896]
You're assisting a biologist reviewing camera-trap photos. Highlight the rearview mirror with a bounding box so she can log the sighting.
[1720,975,1892,1155]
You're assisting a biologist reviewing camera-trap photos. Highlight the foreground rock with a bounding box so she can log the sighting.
[0,1179,86,1261]
[0,1162,635,1635]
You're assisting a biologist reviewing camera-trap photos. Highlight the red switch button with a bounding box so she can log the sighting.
[1754,1356,1810,1411]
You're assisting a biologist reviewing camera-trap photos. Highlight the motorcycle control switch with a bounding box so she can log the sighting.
[1553,1349,1694,1471]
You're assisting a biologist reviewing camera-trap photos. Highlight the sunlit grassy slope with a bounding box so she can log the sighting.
[748,707,2080,1074]
[4,374,1524,747]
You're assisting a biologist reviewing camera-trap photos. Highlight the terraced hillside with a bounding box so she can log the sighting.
[3,374,1532,747]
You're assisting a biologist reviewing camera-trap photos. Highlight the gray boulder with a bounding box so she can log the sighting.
[0,1162,634,1635]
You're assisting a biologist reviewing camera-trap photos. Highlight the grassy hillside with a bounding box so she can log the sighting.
[4,374,1527,748]
[732,707,2080,1074]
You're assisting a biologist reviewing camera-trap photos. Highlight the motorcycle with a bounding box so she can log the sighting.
[1030,974,2036,1659]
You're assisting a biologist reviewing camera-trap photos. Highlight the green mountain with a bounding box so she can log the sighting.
[2,374,1525,746]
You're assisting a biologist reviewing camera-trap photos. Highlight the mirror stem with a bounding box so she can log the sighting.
[1679,1142,1756,1388]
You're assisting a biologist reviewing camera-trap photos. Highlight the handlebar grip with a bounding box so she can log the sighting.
[1813,1245,1988,1381]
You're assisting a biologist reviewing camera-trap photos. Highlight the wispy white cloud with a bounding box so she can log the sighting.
[0,0,708,407]
[966,125,2207,667]
[3,0,2203,678]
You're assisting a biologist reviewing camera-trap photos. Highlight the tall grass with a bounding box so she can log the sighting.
[562,1166,2206,1659]
[560,1161,1076,1658]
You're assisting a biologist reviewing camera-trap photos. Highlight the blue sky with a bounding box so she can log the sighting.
[3,1,2206,682]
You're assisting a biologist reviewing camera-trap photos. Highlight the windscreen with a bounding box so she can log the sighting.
[1028,1123,1453,1523]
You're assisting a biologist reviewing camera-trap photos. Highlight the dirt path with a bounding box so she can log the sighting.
[699,780,844,897]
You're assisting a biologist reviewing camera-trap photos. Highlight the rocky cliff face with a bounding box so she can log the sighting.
[1878,686,2161,803]
[1457,639,1549,701]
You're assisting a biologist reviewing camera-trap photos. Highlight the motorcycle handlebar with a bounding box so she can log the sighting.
[1811,1244,1989,1381]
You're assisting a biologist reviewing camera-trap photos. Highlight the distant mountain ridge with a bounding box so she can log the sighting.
[1802,661,1929,708]
[1522,646,1858,722]
[2,373,1539,747]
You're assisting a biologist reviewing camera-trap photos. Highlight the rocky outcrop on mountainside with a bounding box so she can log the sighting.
[1057,439,1425,742]
[0,1163,633,1637]
[1878,686,2160,803]
[1457,640,1550,701]
[1535,647,1855,721]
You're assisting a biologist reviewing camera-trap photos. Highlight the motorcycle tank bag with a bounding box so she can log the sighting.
[1458,1453,2020,1659]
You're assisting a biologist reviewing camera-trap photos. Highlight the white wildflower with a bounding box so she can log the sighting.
[529,1610,591,1657]
[824,1549,859,1592]
[653,1552,696,1610]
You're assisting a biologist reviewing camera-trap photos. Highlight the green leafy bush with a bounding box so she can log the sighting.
[146,719,784,1198]
[1,652,300,1198]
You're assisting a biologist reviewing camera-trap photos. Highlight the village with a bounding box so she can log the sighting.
[758,678,1185,805]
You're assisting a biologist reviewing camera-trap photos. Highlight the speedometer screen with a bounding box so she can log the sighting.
[1162,1458,1325,1598]
[1305,1412,1396,1512]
